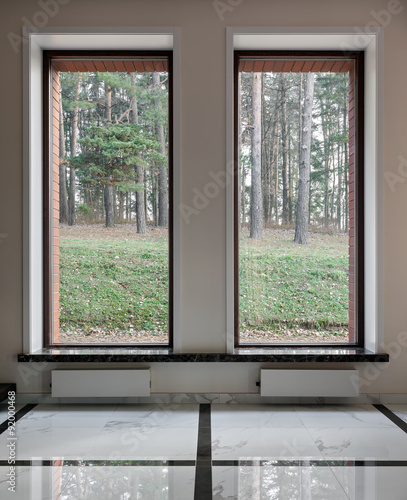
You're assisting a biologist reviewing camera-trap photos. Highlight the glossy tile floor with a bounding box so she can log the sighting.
[1,403,407,498]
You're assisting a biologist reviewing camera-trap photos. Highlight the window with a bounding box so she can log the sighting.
[234,51,364,347]
[43,51,173,346]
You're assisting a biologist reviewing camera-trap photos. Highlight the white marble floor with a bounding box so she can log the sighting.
[0,403,407,499]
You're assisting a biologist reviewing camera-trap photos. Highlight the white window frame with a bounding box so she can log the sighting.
[226,27,384,354]
[23,27,181,353]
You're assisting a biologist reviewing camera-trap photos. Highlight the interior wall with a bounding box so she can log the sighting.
[0,0,406,394]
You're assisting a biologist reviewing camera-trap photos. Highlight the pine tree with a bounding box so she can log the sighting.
[71,124,162,228]
[294,72,315,244]
[250,72,263,240]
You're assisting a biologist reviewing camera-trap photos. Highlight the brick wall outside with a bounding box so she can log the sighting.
[348,65,355,343]
[52,67,60,343]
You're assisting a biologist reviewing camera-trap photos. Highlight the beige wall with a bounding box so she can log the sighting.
[0,0,406,395]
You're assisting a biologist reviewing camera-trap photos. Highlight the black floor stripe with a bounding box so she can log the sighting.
[0,404,37,435]
[373,404,407,433]
[194,404,212,500]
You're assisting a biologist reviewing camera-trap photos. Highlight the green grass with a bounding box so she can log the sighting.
[60,231,168,334]
[239,229,349,334]
[59,226,349,337]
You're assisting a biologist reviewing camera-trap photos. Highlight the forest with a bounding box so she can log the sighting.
[238,68,351,343]
[56,66,170,344]
[239,70,350,241]
[58,68,169,230]
[56,64,351,344]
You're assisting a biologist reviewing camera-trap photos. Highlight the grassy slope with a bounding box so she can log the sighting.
[60,227,168,335]
[240,228,348,336]
[60,226,348,338]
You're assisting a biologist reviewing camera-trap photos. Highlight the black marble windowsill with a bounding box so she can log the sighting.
[17,347,389,363]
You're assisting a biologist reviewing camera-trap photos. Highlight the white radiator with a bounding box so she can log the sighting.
[260,369,359,397]
[51,369,151,398]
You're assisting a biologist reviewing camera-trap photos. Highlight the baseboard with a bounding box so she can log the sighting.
[7,392,407,405]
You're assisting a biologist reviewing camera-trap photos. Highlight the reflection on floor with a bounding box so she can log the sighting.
[1,403,407,498]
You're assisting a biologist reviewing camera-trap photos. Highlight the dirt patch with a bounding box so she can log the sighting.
[240,328,348,344]
[60,223,168,241]
[59,327,348,345]
[60,328,168,345]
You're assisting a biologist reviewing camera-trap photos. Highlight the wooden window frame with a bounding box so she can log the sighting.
[233,50,365,348]
[43,50,174,348]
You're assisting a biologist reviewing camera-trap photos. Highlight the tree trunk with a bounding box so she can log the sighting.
[126,192,130,222]
[118,191,124,221]
[298,73,303,165]
[68,168,76,226]
[103,79,116,227]
[250,72,263,240]
[280,75,289,225]
[262,73,272,224]
[105,83,112,122]
[288,124,293,224]
[241,161,246,226]
[329,118,335,223]
[59,93,68,224]
[152,174,158,225]
[152,73,168,228]
[270,112,279,223]
[98,186,103,223]
[136,187,146,233]
[144,174,148,222]
[320,92,330,228]
[296,73,303,224]
[68,77,81,226]
[136,164,146,233]
[104,183,115,228]
[294,73,315,244]
[129,72,146,234]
